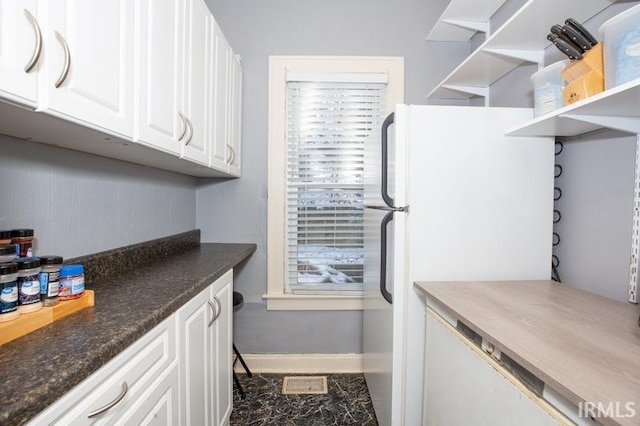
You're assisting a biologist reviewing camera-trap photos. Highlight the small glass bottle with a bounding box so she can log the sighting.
[0,245,17,263]
[11,229,35,258]
[0,263,20,322]
[39,256,63,307]
[0,230,12,246]
[15,257,43,314]
[59,264,85,301]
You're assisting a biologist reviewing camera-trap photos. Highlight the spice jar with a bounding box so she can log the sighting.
[39,256,63,307]
[0,231,11,246]
[15,257,42,314]
[0,245,17,263]
[0,263,20,322]
[11,229,34,258]
[59,264,85,300]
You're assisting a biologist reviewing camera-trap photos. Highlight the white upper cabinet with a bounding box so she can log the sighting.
[0,0,40,108]
[181,0,212,166]
[228,53,243,176]
[0,0,242,177]
[210,21,231,171]
[134,0,184,156]
[44,0,135,138]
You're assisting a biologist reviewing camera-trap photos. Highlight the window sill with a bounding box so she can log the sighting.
[263,293,363,311]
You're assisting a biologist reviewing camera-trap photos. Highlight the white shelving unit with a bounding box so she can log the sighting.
[427,0,615,100]
[426,0,508,41]
[506,78,640,136]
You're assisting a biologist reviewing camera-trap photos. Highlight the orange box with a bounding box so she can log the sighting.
[561,43,604,105]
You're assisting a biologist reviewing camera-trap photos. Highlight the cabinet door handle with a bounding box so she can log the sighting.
[212,295,222,323]
[184,118,194,146]
[87,381,128,418]
[23,9,43,73]
[207,299,217,327]
[226,145,236,164]
[178,112,188,141]
[54,31,71,88]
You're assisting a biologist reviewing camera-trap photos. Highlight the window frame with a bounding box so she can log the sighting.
[266,56,404,311]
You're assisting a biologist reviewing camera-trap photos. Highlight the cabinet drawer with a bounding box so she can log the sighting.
[30,315,177,425]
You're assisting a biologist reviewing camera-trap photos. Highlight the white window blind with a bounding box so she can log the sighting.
[286,76,387,292]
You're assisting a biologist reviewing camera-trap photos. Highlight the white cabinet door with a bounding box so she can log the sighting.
[0,0,39,108]
[211,270,233,425]
[210,21,231,171]
[424,310,565,426]
[44,0,134,138]
[134,0,184,156]
[181,0,212,166]
[178,285,214,426]
[228,54,242,177]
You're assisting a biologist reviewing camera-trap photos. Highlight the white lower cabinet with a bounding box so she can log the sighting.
[179,269,233,426]
[28,270,234,426]
[424,308,569,426]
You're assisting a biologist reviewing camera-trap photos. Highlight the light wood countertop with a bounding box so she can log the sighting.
[414,280,640,426]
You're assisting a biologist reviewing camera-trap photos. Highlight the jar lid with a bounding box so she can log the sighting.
[0,231,11,239]
[0,263,18,275]
[60,264,84,277]
[39,255,64,265]
[11,229,34,238]
[0,245,15,256]
[15,257,41,269]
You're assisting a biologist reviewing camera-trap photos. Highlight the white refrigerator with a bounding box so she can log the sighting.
[363,105,554,426]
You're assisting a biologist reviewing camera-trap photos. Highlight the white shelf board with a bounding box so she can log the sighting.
[427,0,615,99]
[506,78,640,137]
[426,0,508,41]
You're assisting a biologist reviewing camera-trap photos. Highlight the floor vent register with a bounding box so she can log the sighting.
[281,376,328,395]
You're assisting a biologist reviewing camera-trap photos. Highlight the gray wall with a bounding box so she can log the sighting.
[198,0,468,354]
[0,134,197,259]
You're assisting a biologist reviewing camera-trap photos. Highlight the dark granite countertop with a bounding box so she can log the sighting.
[0,235,256,426]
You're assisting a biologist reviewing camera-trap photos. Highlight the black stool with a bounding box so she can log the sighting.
[233,291,252,399]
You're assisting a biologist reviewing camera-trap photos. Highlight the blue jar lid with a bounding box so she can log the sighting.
[60,264,84,277]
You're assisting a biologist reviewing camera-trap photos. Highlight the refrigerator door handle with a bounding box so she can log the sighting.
[364,204,408,213]
[381,112,396,209]
[379,211,394,304]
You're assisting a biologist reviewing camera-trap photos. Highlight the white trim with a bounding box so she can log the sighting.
[262,293,363,310]
[234,353,364,374]
[286,71,389,84]
[267,55,404,311]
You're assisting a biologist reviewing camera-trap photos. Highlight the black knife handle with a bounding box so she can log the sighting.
[553,37,584,60]
[550,24,585,53]
[565,18,599,46]
[562,24,592,51]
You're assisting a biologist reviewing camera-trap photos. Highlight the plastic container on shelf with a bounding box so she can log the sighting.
[39,256,63,307]
[530,60,569,116]
[599,4,640,89]
[0,263,20,322]
[15,257,42,314]
[59,264,85,301]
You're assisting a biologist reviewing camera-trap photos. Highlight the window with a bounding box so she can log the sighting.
[266,56,404,310]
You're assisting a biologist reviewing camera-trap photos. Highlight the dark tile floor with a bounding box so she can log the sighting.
[231,374,378,426]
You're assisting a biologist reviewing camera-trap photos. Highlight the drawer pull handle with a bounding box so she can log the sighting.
[23,9,43,73]
[208,299,216,327]
[87,381,128,418]
[54,31,71,88]
[178,112,188,141]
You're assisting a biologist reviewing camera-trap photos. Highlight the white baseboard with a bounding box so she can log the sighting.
[234,353,363,374]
